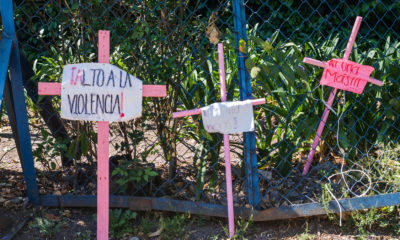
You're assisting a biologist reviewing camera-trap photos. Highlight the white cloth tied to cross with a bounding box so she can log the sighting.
[201,100,255,134]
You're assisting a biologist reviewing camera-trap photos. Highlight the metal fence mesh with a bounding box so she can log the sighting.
[4,0,399,212]
[244,0,400,208]
[14,0,250,206]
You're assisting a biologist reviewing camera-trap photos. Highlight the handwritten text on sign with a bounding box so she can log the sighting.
[320,59,374,94]
[61,63,142,122]
[201,100,254,134]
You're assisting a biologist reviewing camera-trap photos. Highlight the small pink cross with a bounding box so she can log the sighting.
[173,43,265,238]
[38,30,167,240]
[302,17,383,175]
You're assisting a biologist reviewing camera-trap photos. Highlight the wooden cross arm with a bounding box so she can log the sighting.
[38,82,167,97]
[303,57,383,86]
[172,98,266,119]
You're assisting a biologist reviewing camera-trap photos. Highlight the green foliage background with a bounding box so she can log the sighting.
[12,0,400,207]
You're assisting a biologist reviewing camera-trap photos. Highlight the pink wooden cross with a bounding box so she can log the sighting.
[173,43,265,238]
[302,17,383,175]
[38,30,167,240]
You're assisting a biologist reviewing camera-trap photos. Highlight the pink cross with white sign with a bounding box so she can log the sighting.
[302,17,383,175]
[38,30,166,240]
[173,43,265,238]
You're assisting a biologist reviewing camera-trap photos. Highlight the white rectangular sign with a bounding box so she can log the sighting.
[61,63,142,122]
[201,100,254,134]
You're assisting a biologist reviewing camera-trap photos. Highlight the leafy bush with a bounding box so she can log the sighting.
[109,209,137,239]
[244,25,399,176]
[160,214,188,240]
[13,1,400,212]
[29,216,66,239]
[344,206,400,236]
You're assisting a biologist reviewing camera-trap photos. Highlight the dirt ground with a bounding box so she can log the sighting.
[0,121,398,239]
[0,203,396,240]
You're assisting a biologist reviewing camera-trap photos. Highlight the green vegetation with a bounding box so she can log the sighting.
[29,212,67,239]
[221,215,254,240]
[348,207,400,236]
[320,145,400,237]
[75,230,92,240]
[10,1,400,237]
[159,214,189,240]
[29,217,65,239]
[248,29,400,176]
[17,0,400,197]
[298,221,316,240]
[138,213,157,235]
[109,209,138,239]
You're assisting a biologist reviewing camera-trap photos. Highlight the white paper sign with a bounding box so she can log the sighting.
[61,63,142,122]
[201,100,254,134]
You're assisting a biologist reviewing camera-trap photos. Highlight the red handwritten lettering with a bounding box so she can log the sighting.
[321,59,374,94]
[70,67,76,85]
[73,69,83,86]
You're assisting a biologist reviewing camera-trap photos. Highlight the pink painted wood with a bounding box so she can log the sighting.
[38,82,167,97]
[302,16,367,176]
[97,30,110,240]
[343,17,362,60]
[98,30,110,63]
[142,85,167,97]
[37,30,167,240]
[172,98,265,119]
[303,57,325,68]
[219,44,227,103]
[97,122,109,240]
[218,43,235,238]
[172,43,266,238]
[302,58,383,86]
[38,82,61,95]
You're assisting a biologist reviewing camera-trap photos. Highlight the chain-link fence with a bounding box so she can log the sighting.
[243,0,400,210]
[14,0,251,208]
[4,0,400,218]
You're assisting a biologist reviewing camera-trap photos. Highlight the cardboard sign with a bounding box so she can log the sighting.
[320,59,374,94]
[201,100,254,134]
[60,63,142,122]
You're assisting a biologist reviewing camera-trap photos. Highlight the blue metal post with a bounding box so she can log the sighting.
[1,0,40,205]
[0,39,12,105]
[232,0,261,209]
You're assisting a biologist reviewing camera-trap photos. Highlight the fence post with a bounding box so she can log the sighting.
[1,0,40,205]
[232,0,261,209]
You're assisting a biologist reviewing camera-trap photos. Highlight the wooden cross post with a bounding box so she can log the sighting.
[173,43,265,238]
[302,17,383,175]
[38,30,167,240]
